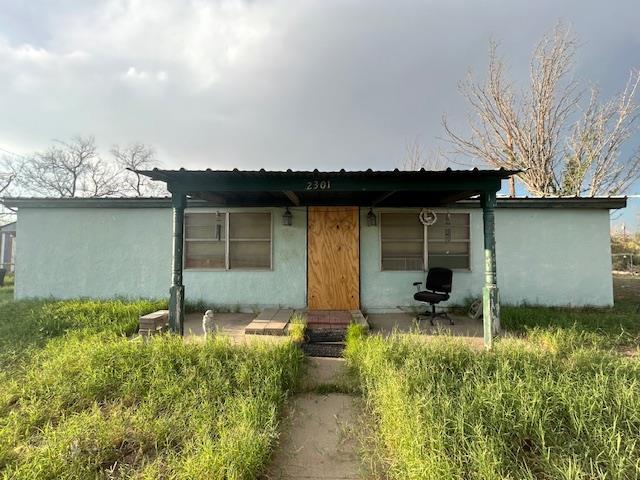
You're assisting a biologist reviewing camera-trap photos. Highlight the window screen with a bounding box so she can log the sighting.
[229,213,271,269]
[380,212,471,271]
[184,212,272,270]
[184,213,226,269]
[427,213,470,270]
[380,213,424,271]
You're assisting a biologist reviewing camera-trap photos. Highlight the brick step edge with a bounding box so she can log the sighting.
[301,342,345,358]
[306,330,347,343]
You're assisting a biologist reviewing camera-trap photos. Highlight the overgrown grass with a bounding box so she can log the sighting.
[501,274,640,351]
[287,313,307,343]
[0,298,166,371]
[0,296,304,479]
[346,333,640,479]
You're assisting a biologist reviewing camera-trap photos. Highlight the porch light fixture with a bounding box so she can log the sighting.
[366,208,377,226]
[282,207,293,226]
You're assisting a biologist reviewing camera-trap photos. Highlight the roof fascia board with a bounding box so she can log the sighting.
[167,177,502,193]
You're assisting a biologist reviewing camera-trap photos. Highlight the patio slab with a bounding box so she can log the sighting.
[245,308,294,336]
[183,312,288,345]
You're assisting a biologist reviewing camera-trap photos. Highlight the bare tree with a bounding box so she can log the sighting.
[564,77,640,195]
[443,23,640,197]
[0,156,19,224]
[399,138,447,171]
[0,164,16,197]
[20,136,123,197]
[111,143,164,196]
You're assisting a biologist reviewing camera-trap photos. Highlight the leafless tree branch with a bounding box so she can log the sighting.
[111,143,164,196]
[443,22,640,197]
[398,138,448,171]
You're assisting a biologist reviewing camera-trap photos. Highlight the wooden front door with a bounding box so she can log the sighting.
[307,206,360,310]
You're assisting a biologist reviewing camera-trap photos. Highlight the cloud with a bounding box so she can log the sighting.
[0,0,637,180]
[122,66,168,82]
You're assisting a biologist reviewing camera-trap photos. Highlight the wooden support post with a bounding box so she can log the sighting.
[481,190,500,349]
[169,192,186,335]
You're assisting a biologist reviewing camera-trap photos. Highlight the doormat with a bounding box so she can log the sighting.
[306,310,353,329]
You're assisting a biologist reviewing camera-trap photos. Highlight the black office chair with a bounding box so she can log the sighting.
[413,267,453,326]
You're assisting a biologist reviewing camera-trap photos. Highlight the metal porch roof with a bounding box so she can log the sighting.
[1,196,627,210]
[136,168,518,207]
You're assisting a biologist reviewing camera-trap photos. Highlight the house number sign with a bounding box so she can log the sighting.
[305,180,332,190]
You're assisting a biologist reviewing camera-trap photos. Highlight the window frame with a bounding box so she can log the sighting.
[183,208,273,271]
[378,208,472,272]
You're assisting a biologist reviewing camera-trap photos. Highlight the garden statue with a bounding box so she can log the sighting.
[202,310,216,339]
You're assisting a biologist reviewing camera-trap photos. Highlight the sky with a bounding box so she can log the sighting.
[0,0,638,228]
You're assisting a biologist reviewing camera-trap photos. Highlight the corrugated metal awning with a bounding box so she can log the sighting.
[135,168,518,207]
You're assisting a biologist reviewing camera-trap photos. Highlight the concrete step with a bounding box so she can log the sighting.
[306,329,347,343]
[302,342,345,358]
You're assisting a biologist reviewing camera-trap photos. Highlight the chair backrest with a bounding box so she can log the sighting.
[425,267,453,293]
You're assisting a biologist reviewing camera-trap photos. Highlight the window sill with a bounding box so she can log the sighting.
[184,268,274,272]
[380,268,473,273]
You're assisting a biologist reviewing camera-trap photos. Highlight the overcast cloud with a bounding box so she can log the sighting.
[0,0,639,223]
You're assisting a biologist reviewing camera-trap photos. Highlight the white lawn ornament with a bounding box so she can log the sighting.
[202,310,216,339]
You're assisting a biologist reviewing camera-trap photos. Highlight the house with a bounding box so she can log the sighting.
[2,169,625,347]
[0,221,16,273]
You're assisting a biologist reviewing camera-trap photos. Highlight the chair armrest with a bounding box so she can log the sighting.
[412,282,422,292]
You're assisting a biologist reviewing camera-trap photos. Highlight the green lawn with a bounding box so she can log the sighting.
[501,274,640,352]
[346,276,640,479]
[2,275,639,479]
[0,290,303,479]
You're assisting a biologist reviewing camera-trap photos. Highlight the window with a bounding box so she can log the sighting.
[184,212,271,270]
[380,213,424,271]
[185,213,226,269]
[380,212,470,271]
[427,213,470,270]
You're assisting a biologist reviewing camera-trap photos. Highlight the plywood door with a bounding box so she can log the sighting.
[307,207,360,310]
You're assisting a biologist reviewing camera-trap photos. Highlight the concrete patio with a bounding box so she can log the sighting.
[183,312,290,345]
[182,310,485,347]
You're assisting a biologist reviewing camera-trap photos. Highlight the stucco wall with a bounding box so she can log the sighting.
[183,207,307,309]
[16,205,612,309]
[16,206,308,309]
[16,208,172,299]
[360,207,613,311]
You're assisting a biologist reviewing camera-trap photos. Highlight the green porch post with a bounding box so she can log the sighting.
[169,192,186,335]
[481,190,500,349]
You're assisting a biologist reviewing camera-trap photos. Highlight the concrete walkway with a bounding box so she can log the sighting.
[263,358,361,480]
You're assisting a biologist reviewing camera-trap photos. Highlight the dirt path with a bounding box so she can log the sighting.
[263,357,362,480]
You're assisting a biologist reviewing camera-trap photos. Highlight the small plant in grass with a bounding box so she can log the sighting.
[288,314,307,344]
[345,323,367,344]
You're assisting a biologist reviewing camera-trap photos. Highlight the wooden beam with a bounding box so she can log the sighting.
[283,191,301,206]
[194,192,227,204]
[372,191,396,206]
[164,173,503,193]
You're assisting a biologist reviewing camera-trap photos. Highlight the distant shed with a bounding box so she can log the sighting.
[0,221,15,273]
